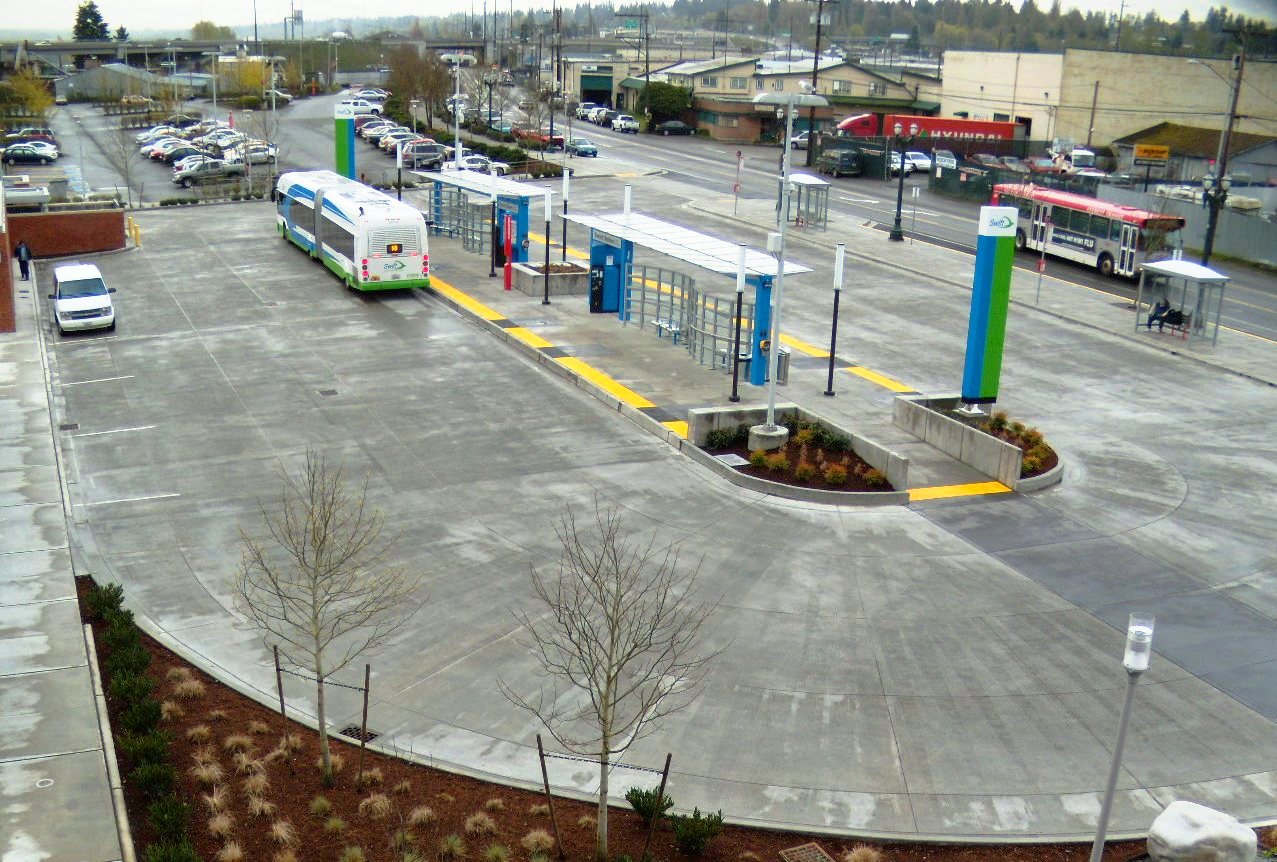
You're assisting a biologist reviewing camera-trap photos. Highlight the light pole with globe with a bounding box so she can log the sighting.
[889,119,918,242]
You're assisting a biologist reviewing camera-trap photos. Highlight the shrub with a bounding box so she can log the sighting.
[208,812,233,837]
[625,786,673,825]
[359,793,393,820]
[86,582,125,620]
[337,848,366,862]
[216,842,244,862]
[203,785,228,813]
[317,752,345,776]
[189,761,223,787]
[1010,421,1025,437]
[148,795,190,844]
[190,745,217,764]
[233,751,264,775]
[671,808,725,856]
[106,643,151,676]
[863,468,887,488]
[171,678,206,700]
[186,725,211,743]
[207,709,228,723]
[269,820,298,846]
[242,772,270,796]
[160,701,185,722]
[826,432,851,454]
[987,410,1009,432]
[392,829,418,852]
[824,464,848,485]
[118,730,171,766]
[438,833,466,860]
[247,795,277,818]
[143,841,201,862]
[764,452,790,472]
[277,732,303,753]
[222,734,253,753]
[704,427,741,449]
[795,460,817,482]
[1021,455,1041,476]
[748,449,768,468]
[130,763,176,799]
[841,845,885,862]
[520,829,554,854]
[483,797,505,812]
[408,805,436,827]
[120,698,163,735]
[355,767,384,787]
[465,811,497,836]
[103,610,138,649]
[394,780,413,795]
[792,427,815,446]
[483,844,511,862]
[528,804,550,817]
[324,816,347,834]
[1020,427,1044,448]
[310,795,332,818]
[576,815,595,829]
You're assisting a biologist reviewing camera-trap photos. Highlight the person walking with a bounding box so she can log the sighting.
[14,240,32,281]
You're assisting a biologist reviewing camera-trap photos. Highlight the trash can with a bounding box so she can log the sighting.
[775,345,791,385]
[737,351,751,378]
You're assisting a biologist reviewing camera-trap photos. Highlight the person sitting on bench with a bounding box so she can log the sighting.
[1146,297,1172,330]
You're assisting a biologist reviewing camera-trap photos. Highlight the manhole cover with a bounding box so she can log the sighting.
[779,844,835,862]
[318,389,338,397]
[340,725,379,742]
[59,423,80,431]
[714,454,750,467]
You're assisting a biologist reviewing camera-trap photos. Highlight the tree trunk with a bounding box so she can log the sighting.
[596,749,609,862]
[315,651,333,785]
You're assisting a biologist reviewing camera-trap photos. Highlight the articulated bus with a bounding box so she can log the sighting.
[991,183,1185,278]
[275,170,430,291]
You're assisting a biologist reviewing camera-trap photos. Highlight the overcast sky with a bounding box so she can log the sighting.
[19,0,1277,38]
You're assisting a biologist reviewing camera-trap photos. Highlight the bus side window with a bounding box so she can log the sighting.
[1091,216,1110,240]
[1069,210,1090,234]
[1018,198,1032,219]
[1052,205,1067,227]
[1109,220,1123,242]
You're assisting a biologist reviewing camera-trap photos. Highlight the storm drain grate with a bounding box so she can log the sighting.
[340,725,379,742]
[318,389,339,397]
[59,423,80,431]
[779,845,836,862]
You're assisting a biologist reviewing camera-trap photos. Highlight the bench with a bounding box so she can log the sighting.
[653,318,682,344]
[1164,311,1192,339]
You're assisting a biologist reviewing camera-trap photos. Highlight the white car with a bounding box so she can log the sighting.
[355,88,389,100]
[457,154,510,175]
[903,151,932,172]
[611,115,639,133]
[789,130,810,150]
[22,140,60,160]
[136,126,179,144]
[172,153,216,172]
[337,98,381,116]
[265,89,294,105]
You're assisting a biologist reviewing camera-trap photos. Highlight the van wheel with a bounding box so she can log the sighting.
[1097,253,1115,277]
[1015,230,1027,250]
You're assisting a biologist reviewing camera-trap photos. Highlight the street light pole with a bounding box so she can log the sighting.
[889,121,917,242]
[730,243,746,403]
[1200,49,1244,267]
[824,242,844,397]
[1089,613,1155,862]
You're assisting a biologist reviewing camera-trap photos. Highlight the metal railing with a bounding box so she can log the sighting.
[623,265,755,371]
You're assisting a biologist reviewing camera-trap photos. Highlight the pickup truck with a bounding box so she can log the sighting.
[514,126,565,150]
[172,159,245,187]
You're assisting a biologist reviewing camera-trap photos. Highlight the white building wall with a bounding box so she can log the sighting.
[941,52,1064,141]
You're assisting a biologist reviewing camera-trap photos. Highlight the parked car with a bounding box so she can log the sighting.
[160,145,208,164]
[264,89,294,105]
[49,263,116,335]
[815,148,863,178]
[17,140,60,160]
[355,88,389,100]
[574,101,597,120]
[967,153,1005,170]
[654,120,693,136]
[120,94,154,106]
[403,141,448,170]
[3,142,57,164]
[136,126,180,144]
[490,121,514,135]
[6,126,56,142]
[888,152,916,177]
[337,98,380,116]
[903,151,932,172]
[566,138,598,157]
[380,130,421,152]
[998,156,1032,175]
[172,159,245,187]
[457,154,510,175]
[162,115,202,129]
[172,153,217,172]
[611,115,639,133]
[789,130,810,150]
[1026,156,1061,173]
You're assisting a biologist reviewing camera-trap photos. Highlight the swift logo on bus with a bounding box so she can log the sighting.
[383,260,407,271]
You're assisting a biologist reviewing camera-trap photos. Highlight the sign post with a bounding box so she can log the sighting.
[334,104,356,179]
[1133,144,1170,193]
[960,206,1017,412]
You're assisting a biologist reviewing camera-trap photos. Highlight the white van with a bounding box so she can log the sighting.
[50,263,116,334]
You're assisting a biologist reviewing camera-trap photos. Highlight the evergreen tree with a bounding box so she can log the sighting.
[114,26,129,41]
[73,0,110,40]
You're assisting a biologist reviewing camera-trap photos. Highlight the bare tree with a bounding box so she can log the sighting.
[232,450,422,784]
[99,128,142,208]
[500,501,721,862]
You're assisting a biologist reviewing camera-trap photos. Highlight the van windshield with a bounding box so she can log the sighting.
[59,277,108,298]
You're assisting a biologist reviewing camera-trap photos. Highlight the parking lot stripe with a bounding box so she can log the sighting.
[62,375,136,386]
[76,492,182,507]
[70,424,156,437]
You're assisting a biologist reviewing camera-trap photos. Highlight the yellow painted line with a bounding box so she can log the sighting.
[662,420,688,439]
[779,333,829,358]
[507,327,554,349]
[847,366,915,393]
[556,357,656,409]
[909,481,1011,502]
[431,279,505,322]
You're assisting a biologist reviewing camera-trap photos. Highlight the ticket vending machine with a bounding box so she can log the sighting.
[495,198,531,264]
[587,228,633,316]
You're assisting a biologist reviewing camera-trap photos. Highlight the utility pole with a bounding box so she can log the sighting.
[1085,80,1099,148]
[1201,31,1249,267]
[804,0,837,167]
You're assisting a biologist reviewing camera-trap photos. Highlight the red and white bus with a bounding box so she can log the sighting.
[991,183,1185,278]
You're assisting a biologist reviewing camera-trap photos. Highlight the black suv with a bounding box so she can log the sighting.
[816,148,864,178]
[403,142,447,170]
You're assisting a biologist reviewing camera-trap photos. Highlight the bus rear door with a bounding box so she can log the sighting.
[1118,223,1139,276]
[1031,202,1050,250]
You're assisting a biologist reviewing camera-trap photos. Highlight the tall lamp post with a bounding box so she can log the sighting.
[1190,53,1244,267]
[751,87,828,434]
[889,120,917,242]
[483,67,498,130]
[451,62,464,170]
[1089,613,1155,862]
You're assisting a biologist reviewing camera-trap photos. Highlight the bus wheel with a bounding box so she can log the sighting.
[1015,230,1026,250]
[1097,253,1115,277]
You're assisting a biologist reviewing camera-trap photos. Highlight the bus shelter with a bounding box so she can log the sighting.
[415,169,547,265]
[563,209,812,386]
[1133,258,1229,346]
[786,173,830,230]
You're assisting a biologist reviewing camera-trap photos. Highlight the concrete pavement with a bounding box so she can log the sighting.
[7,174,1277,852]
